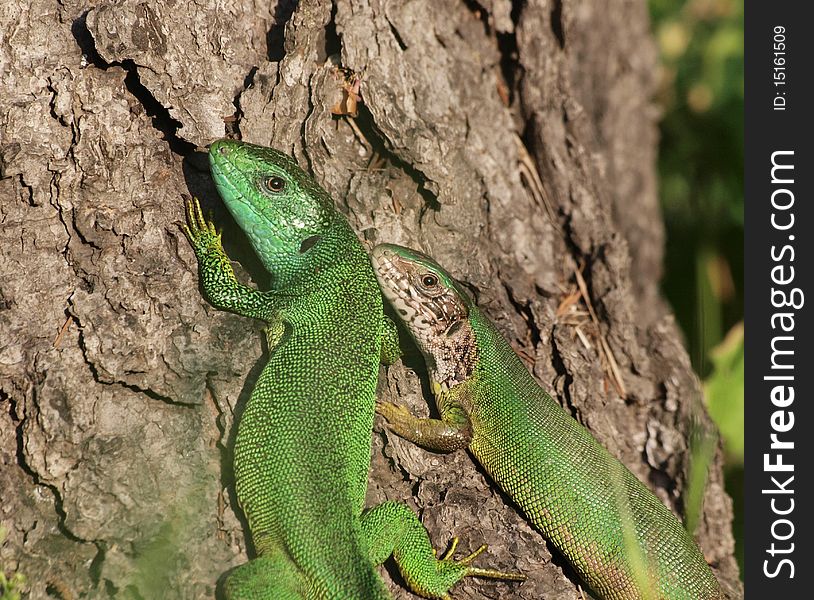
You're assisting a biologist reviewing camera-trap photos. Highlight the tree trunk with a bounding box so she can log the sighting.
[0,1,741,598]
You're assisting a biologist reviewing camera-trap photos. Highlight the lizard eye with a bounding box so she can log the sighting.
[421,274,439,287]
[264,176,286,193]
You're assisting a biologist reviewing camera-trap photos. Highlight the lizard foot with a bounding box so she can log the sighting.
[181,196,224,258]
[440,537,526,582]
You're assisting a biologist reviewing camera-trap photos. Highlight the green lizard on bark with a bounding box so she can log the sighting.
[372,243,723,600]
[181,140,523,599]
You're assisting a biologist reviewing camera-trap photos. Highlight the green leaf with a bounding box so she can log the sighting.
[703,322,744,463]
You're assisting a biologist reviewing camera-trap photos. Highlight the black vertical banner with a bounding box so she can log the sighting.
[744,2,813,597]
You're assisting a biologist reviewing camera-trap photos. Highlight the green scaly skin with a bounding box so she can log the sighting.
[181,140,524,599]
[371,243,724,600]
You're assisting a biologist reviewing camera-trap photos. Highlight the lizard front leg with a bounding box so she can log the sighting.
[181,197,282,325]
[377,389,473,453]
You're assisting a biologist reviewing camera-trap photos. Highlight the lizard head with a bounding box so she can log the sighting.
[371,244,478,388]
[209,139,348,288]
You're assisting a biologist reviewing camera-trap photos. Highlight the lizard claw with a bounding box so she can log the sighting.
[439,537,461,561]
[454,543,487,565]
[182,197,224,256]
[440,538,526,582]
[375,401,412,423]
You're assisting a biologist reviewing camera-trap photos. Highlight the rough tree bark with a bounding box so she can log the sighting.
[0,1,742,598]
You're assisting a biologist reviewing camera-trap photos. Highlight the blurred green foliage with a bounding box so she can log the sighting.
[0,571,25,600]
[0,526,26,600]
[648,0,744,574]
[705,324,745,464]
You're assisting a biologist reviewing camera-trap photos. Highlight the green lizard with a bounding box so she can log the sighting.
[181,140,523,599]
[372,243,723,600]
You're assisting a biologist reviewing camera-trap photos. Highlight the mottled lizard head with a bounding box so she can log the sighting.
[209,139,347,288]
[371,244,478,388]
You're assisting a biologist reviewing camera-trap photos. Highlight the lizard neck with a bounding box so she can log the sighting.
[425,316,480,390]
[271,222,369,295]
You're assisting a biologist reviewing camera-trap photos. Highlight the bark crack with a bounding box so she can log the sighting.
[70,312,197,408]
[496,5,524,108]
[549,331,580,422]
[501,280,542,351]
[267,0,299,62]
[7,387,97,553]
[550,0,565,50]
[71,13,195,157]
[228,67,258,139]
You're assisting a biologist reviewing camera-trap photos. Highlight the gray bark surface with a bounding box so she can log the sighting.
[0,1,741,598]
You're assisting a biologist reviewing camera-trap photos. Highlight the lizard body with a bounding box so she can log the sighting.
[372,243,723,600]
[181,141,522,599]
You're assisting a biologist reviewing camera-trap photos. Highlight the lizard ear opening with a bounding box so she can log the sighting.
[446,321,463,336]
[299,235,321,254]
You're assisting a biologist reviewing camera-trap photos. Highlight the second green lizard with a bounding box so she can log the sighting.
[372,243,723,600]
